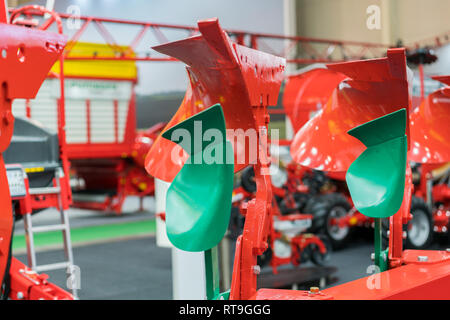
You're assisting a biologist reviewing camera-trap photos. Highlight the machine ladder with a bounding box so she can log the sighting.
[22,167,78,298]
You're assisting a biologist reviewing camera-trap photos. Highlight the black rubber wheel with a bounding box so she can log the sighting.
[240,166,256,193]
[1,207,15,300]
[304,193,352,250]
[381,217,390,250]
[299,245,312,264]
[228,206,245,240]
[436,231,450,246]
[405,196,433,249]
[278,192,311,215]
[310,235,332,266]
[257,246,272,268]
[381,196,433,250]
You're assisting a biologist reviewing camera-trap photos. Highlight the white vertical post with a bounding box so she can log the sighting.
[172,249,206,300]
[283,0,297,140]
[154,178,171,247]
[154,178,206,299]
[283,0,298,74]
[380,0,393,46]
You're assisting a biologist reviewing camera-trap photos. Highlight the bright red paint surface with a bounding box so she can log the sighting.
[145,19,285,182]
[290,49,410,172]
[409,76,450,164]
[283,67,346,133]
[0,20,66,295]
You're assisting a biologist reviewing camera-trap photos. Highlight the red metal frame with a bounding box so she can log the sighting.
[8,257,73,300]
[252,248,450,299]
[13,8,448,66]
[66,83,138,160]
[409,30,450,51]
[10,6,73,215]
[15,8,447,216]
[10,6,166,214]
[0,3,72,300]
[70,120,164,214]
[8,8,392,64]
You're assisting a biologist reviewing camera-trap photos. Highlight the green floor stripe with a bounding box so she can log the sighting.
[12,219,156,251]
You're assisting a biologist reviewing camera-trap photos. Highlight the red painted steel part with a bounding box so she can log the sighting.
[290,49,410,172]
[144,18,286,300]
[144,70,201,182]
[66,93,137,160]
[146,18,285,182]
[132,122,166,168]
[0,6,71,299]
[7,8,393,64]
[251,249,450,300]
[8,258,73,300]
[283,67,346,133]
[409,75,450,164]
[323,250,450,299]
[0,22,66,291]
[251,251,450,300]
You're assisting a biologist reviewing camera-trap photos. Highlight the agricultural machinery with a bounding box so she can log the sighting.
[232,164,332,274]
[283,65,450,250]
[408,75,450,245]
[8,6,166,215]
[146,18,450,300]
[62,52,166,214]
[0,4,74,300]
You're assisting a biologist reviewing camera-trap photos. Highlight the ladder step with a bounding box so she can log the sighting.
[34,262,71,272]
[29,186,61,195]
[31,224,68,233]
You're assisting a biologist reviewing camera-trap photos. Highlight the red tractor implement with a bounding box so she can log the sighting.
[0,4,73,300]
[409,75,450,245]
[146,20,450,299]
[232,165,332,275]
[8,6,166,215]
[283,63,450,250]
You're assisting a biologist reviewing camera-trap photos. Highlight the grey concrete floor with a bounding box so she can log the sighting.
[15,236,172,300]
[12,198,450,299]
[14,234,449,299]
[13,234,375,299]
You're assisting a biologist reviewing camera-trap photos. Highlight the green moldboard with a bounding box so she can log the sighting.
[346,108,408,273]
[346,109,407,219]
[162,104,234,252]
[166,141,234,252]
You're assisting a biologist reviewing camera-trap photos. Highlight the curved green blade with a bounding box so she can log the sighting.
[162,104,234,252]
[346,109,407,272]
[345,109,407,219]
[166,141,234,251]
